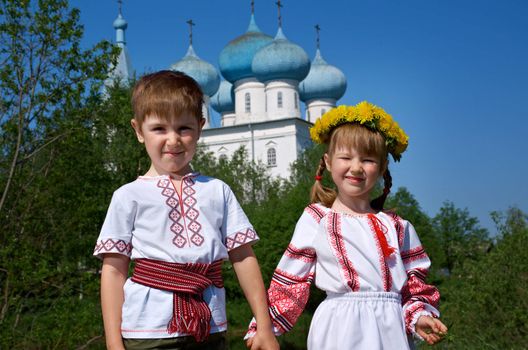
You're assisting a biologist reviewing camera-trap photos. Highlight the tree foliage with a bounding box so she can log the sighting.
[436,208,528,349]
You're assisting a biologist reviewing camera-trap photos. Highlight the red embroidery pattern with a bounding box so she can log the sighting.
[404,302,426,334]
[402,268,439,308]
[285,244,316,263]
[304,203,327,223]
[327,213,359,291]
[94,238,132,255]
[385,211,405,249]
[158,179,186,248]
[157,176,204,248]
[367,217,393,292]
[267,269,313,333]
[401,246,428,264]
[226,228,257,250]
[181,177,204,246]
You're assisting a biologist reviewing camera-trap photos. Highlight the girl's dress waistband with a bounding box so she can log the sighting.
[325,291,401,302]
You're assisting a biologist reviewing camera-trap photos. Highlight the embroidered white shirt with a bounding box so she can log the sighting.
[94,173,258,339]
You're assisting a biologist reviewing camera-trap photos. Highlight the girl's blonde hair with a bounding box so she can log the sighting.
[310,123,392,211]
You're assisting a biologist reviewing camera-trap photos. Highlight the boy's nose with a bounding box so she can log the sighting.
[166,132,180,146]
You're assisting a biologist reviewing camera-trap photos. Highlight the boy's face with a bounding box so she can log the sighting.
[131,113,205,177]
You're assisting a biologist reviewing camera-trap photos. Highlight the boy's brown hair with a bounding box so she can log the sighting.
[132,70,204,126]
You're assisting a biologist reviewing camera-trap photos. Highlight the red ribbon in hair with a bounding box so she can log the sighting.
[367,214,395,258]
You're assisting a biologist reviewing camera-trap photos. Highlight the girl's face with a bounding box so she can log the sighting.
[324,145,382,203]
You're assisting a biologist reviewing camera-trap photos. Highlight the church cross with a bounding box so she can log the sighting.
[315,24,321,50]
[275,0,283,28]
[186,19,195,46]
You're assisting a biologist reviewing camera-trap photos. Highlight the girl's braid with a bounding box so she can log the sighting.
[370,169,393,211]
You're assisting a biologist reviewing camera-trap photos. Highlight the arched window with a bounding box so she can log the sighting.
[267,148,277,167]
[219,154,228,162]
[294,92,298,109]
[321,108,326,116]
[245,92,251,113]
[277,91,283,108]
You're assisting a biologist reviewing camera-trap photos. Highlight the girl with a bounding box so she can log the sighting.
[246,102,447,349]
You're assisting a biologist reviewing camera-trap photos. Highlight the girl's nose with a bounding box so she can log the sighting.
[350,159,362,172]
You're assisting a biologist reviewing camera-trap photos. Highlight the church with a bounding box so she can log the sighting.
[107,2,347,177]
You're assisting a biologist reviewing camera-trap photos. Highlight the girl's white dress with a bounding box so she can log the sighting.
[246,203,440,350]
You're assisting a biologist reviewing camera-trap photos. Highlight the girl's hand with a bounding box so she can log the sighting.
[245,330,279,350]
[415,315,448,345]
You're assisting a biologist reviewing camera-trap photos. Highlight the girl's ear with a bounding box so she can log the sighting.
[130,119,144,143]
[323,153,331,172]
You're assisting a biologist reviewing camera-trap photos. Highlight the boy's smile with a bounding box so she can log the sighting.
[132,114,205,178]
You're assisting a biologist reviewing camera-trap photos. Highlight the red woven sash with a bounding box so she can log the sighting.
[131,258,224,342]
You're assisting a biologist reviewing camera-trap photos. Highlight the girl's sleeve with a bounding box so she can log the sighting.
[398,219,441,337]
[245,204,325,338]
[93,190,135,259]
[221,183,259,251]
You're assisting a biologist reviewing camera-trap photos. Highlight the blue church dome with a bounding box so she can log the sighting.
[299,49,347,101]
[219,14,273,83]
[210,80,234,113]
[170,45,220,97]
[252,28,311,83]
[113,13,127,30]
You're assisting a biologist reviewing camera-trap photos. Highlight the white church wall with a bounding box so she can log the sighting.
[234,78,267,124]
[264,80,301,121]
[199,118,313,178]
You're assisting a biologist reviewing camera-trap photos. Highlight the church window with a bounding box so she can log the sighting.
[267,148,277,167]
[294,92,298,109]
[245,93,251,113]
[321,108,326,116]
[277,92,283,108]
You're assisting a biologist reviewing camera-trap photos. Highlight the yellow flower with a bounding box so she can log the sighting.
[309,101,409,161]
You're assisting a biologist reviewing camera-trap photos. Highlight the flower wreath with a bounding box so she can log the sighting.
[309,101,409,161]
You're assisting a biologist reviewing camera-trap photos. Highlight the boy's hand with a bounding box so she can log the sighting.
[245,330,279,350]
[415,315,448,345]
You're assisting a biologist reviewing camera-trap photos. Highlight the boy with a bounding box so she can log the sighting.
[94,70,278,350]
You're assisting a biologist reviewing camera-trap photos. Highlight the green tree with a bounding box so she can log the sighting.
[0,0,115,347]
[436,207,528,349]
[432,201,490,274]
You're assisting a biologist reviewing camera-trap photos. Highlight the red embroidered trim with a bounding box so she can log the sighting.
[94,238,132,255]
[304,203,326,223]
[404,302,426,334]
[182,177,204,246]
[272,268,315,285]
[366,216,393,292]
[401,246,427,264]
[385,211,405,249]
[226,228,257,250]
[157,177,204,248]
[284,244,316,263]
[327,213,359,291]
[402,269,440,307]
[268,275,311,333]
[158,179,186,248]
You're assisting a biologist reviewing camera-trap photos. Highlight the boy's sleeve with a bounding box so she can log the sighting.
[93,190,135,259]
[245,204,325,338]
[221,184,259,251]
[398,219,441,338]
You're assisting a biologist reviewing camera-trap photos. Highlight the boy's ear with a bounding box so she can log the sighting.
[130,119,144,143]
[323,153,331,172]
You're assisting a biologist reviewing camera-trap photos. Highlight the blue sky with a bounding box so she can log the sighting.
[70,0,527,234]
